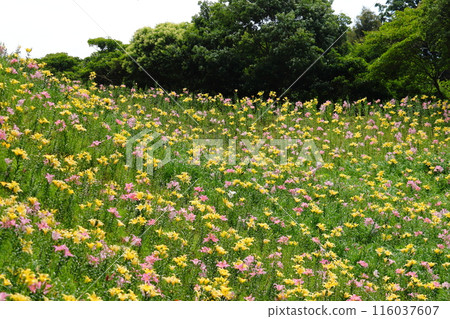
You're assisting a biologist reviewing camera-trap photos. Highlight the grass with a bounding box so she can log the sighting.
[0,52,449,301]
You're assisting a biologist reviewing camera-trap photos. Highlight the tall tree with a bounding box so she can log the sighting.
[349,7,382,42]
[376,0,421,22]
[38,53,81,79]
[355,0,450,98]
[87,38,123,53]
[80,37,128,85]
[189,0,351,98]
[126,23,191,90]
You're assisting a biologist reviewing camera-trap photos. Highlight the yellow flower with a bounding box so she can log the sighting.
[12,148,28,159]
[139,284,160,297]
[86,292,102,301]
[0,181,22,193]
[173,255,188,267]
[0,274,11,286]
[223,198,234,208]
[404,259,417,267]
[63,295,77,301]
[176,172,191,183]
[163,275,181,285]
[386,293,400,301]
[215,245,228,255]
[109,287,123,297]
[96,156,109,165]
[9,294,31,301]
[122,248,139,263]
[198,277,210,285]
[218,268,230,277]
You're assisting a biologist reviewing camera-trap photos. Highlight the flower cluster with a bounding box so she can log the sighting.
[0,53,449,301]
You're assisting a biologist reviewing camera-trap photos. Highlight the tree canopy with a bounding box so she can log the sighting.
[36,0,450,100]
[125,22,191,89]
[349,7,382,42]
[38,52,81,79]
[123,0,352,99]
[355,0,450,98]
[376,0,421,21]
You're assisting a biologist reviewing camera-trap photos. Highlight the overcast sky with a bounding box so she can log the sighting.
[0,0,385,58]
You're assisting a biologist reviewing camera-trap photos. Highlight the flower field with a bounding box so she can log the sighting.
[0,53,449,301]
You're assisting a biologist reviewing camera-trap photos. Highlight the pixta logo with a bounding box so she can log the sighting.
[127,131,323,175]
[126,129,171,175]
[191,138,323,167]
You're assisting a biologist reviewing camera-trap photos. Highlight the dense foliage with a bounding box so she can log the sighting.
[0,51,449,301]
[36,0,449,100]
[354,0,450,99]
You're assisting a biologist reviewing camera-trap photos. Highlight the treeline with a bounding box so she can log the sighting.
[39,0,449,100]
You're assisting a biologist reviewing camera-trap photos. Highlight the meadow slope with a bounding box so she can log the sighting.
[0,53,449,301]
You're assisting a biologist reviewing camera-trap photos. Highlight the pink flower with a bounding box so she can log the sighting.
[273,284,285,291]
[184,213,196,222]
[88,255,100,265]
[243,255,255,265]
[37,221,50,231]
[124,183,134,193]
[244,294,255,301]
[45,173,55,183]
[346,294,362,301]
[141,254,161,269]
[191,259,202,266]
[203,233,218,243]
[434,166,444,173]
[0,292,9,301]
[357,260,369,268]
[387,259,395,265]
[89,140,102,147]
[277,236,289,244]
[29,282,52,294]
[52,231,63,241]
[41,91,51,99]
[199,247,212,253]
[107,207,121,218]
[131,235,142,246]
[234,263,248,272]
[54,244,74,257]
[216,261,230,268]
[303,269,314,276]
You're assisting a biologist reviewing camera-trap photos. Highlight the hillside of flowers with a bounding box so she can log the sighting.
[0,52,449,301]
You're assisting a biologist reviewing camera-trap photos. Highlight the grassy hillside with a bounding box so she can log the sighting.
[0,53,449,301]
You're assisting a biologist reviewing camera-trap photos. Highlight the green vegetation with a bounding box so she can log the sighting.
[33,0,448,101]
[0,47,449,301]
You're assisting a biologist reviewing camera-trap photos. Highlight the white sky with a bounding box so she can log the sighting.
[0,0,385,58]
